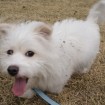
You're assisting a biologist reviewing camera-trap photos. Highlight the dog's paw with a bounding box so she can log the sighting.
[20,89,34,99]
[81,68,90,74]
[49,86,63,93]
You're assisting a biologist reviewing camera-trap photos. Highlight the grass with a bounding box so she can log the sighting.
[0,0,105,105]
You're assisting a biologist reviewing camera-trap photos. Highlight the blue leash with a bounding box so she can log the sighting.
[32,88,60,105]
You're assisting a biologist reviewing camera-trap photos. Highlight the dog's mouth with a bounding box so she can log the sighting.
[12,77,28,96]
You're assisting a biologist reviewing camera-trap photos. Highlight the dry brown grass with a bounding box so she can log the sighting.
[0,0,105,105]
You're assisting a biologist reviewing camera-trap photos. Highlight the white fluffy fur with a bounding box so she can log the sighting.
[0,0,105,98]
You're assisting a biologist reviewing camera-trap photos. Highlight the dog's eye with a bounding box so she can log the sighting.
[7,50,14,55]
[25,51,35,57]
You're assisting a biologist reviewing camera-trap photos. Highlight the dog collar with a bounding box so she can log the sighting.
[32,88,60,105]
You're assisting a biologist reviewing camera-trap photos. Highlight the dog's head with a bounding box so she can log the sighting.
[0,22,53,96]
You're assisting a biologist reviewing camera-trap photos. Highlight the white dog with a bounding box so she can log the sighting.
[0,0,105,98]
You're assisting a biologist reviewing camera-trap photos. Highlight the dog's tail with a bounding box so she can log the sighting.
[87,0,105,24]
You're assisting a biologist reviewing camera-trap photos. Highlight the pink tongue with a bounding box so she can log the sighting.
[12,78,27,96]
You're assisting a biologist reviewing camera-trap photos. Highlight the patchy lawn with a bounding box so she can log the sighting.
[0,0,105,105]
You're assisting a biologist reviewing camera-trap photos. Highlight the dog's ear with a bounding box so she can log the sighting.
[35,23,52,39]
[0,23,12,36]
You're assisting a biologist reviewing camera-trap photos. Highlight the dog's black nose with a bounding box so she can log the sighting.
[7,66,19,76]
